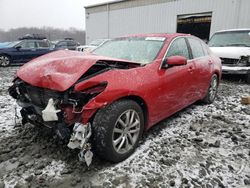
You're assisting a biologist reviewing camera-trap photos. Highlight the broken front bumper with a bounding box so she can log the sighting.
[222,65,250,75]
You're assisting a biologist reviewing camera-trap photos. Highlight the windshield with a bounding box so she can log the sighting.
[5,41,21,48]
[208,31,250,47]
[92,37,166,64]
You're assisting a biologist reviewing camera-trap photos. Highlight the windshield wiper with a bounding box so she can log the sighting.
[209,45,225,47]
[225,44,249,47]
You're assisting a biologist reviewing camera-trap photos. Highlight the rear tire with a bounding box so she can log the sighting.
[91,99,144,162]
[246,73,250,84]
[0,55,11,67]
[202,74,218,104]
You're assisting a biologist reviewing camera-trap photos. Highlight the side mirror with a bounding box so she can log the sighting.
[15,46,21,50]
[162,56,187,69]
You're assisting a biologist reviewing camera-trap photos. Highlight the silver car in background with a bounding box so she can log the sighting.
[76,39,109,52]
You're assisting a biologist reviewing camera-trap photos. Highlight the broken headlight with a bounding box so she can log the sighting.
[66,82,108,112]
[240,56,250,66]
[81,82,107,95]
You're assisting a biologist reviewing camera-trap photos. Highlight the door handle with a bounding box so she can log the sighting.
[188,66,194,72]
[208,60,213,65]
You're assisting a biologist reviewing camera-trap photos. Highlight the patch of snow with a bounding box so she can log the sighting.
[42,160,65,178]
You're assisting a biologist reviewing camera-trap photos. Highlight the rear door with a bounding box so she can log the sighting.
[35,41,53,57]
[187,37,212,98]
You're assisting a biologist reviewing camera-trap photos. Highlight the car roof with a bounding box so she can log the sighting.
[117,33,191,39]
[215,28,250,33]
[19,39,48,42]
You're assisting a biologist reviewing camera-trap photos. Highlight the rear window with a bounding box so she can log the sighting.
[201,42,210,56]
[67,41,77,46]
[188,38,205,59]
[37,41,49,48]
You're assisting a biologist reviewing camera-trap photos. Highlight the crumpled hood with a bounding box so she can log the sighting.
[17,50,135,91]
[210,47,250,59]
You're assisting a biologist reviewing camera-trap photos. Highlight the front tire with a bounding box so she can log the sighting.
[0,55,11,67]
[202,74,218,104]
[91,100,144,162]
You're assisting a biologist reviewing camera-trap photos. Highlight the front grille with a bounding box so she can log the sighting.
[221,58,239,65]
[26,86,60,107]
[18,83,63,107]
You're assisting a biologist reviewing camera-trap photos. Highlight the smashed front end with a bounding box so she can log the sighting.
[8,50,141,164]
[221,55,250,75]
[8,76,107,165]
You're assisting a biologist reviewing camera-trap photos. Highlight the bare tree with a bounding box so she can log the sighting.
[0,27,86,44]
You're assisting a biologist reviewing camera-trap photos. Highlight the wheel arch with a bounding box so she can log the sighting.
[117,95,149,129]
[88,95,149,130]
[213,70,221,81]
[0,53,11,58]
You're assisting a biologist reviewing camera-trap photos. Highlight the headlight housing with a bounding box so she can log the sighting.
[239,56,250,66]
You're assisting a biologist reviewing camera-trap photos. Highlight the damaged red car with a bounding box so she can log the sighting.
[9,33,221,163]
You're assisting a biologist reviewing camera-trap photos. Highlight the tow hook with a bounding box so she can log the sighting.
[67,122,93,166]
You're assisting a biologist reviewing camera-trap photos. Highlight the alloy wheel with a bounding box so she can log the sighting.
[0,56,10,67]
[112,109,141,154]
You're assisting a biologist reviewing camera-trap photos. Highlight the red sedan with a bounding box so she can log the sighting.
[9,33,221,163]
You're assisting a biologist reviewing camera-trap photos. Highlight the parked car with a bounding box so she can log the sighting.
[9,33,221,164]
[76,39,109,52]
[52,38,80,50]
[0,37,54,67]
[208,29,250,83]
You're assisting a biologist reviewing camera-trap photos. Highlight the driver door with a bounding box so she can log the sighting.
[154,37,195,120]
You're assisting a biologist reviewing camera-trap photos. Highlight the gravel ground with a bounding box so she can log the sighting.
[0,66,250,188]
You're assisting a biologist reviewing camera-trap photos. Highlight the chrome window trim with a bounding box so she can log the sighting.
[160,36,209,69]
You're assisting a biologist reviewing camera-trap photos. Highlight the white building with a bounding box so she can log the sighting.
[85,0,250,43]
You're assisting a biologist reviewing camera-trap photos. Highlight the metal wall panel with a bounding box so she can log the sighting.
[237,0,250,28]
[85,0,250,43]
[85,11,109,43]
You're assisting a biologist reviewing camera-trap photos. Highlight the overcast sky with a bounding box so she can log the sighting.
[0,0,114,31]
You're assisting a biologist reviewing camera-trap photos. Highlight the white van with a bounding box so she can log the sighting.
[209,29,250,83]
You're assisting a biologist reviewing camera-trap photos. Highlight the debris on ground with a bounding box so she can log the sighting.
[0,67,250,187]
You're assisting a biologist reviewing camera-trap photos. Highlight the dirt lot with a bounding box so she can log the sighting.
[0,67,250,188]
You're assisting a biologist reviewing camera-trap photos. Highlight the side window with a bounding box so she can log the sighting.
[67,41,76,47]
[188,38,205,58]
[20,41,36,49]
[166,38,190,59]
[37,41,49,48]
[201,41,210,56]
[57,41,67,48]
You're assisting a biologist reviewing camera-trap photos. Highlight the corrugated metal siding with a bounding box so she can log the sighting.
[86,11,109,42]
[85,0,250,43]
[237,0,250,28]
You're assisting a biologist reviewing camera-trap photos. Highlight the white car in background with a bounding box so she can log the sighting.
[76,39,109,52]
[208,29,250,83]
